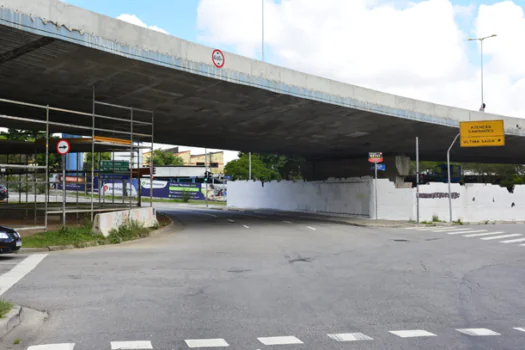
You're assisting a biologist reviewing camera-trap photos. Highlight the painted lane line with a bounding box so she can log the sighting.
[448,230,488,235]
[456,328,500,336]
[463,231,504,237]
[0,254,47,296]
[185,338,229,348]
[404,227,435,230]
[513,327,525,332]
[28,344,75,350]
[481,233,522,241]
[196,212,218,218]
[306,226,316,231]
[501,237,525,244]
[389,330,437,338]
[257,336,303,345]
[283,221,292,224]
[110,341,153,349]
[243,225,250,229]
[430,228,472,232]
[327,333,373,341]
[430,227,469,231]
[227,219,235,223]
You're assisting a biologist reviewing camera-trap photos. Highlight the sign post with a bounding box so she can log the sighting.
[368,152,383,220]
[56,139,71,227]
[416,137,420,224]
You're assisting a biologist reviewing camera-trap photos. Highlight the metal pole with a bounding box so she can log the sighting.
[374,162,378,220]
[62,155,66,227]
[249,152,252,180]
[45,106,49,230]
[205,148,208,208]
[129,107,133,209]
[480,40,484,108]
[447,133,460,223]
[98,152,102,206]
[76,153,79,221]
[261,0,265,62]
[91,86,95,222]
[416,137,420,223]
[150,113,154,207]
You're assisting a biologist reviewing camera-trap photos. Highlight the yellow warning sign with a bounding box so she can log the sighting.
[460,120,505,148]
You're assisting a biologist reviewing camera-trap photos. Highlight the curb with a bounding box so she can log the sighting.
[0,305,22,339]
[19,215,178,254]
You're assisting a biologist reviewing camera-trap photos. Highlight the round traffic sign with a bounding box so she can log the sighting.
[56,139,71,155]
[212,49,225,68]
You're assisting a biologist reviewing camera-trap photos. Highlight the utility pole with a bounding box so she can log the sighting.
[468,34,497,113]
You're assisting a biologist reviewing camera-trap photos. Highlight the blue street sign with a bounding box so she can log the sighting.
[371,164,386,171]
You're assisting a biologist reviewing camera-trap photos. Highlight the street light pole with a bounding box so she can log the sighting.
[261,0,265,62]
[468,34,497,112]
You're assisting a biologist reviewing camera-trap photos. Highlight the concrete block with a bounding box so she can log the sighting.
[93,208,158,237]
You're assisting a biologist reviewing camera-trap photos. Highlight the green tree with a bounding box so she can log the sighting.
[146,149,184,166]
[225,153,280,181]
[237,152,304,180]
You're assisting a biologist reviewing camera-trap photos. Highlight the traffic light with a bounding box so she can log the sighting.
[204,171,212,183]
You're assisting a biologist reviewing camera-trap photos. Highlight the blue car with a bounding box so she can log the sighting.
[0,184,7,201]
[0,226,22,254]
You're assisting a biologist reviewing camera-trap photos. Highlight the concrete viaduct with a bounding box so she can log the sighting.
[1,0,525,182]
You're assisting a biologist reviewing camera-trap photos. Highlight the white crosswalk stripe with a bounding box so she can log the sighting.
[110,341,153,349]
[481,233,522,241]
[389,330,437,338]
[327,333,373,341]
[501,237,525,244]
[448,230,488,235]
[513,327,525,332]
[185,339,229,348]
[257,336,303,345]
[456,328,500,336]
[463,231,505,237]
[27,345,75,350]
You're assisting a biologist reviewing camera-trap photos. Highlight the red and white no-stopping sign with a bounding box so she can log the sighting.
[212,49,225,68]
[56,139,71,155]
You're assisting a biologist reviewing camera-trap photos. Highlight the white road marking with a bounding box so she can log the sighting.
[0,254,47,296]
[243,225,250,229]
[463,231,505,238]
[481,233,522,241]
[257,336,303,345]
[227,219,235,223]
[389,330,437,338]
[185,339,229,348]
[28,344,75,350]
[306,226,316,231]
[283,221,292,224]
[110,341,153,349]
[430,228,471,232]
[404,227,434,230]
[501,237,525,244]
[448,230,487,235]
[456,328,500,336]
[513,327,525,332]
[327,333,373,341]
[197,212,218,218]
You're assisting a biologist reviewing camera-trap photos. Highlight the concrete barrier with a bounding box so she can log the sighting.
[93,208,158,237]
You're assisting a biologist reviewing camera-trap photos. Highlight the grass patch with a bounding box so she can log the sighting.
[107,220,152,244]
[13,338,20,345]
[22,226,104,248]
[0,300,13,318]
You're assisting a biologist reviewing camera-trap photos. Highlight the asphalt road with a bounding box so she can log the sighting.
[2,208,525,349]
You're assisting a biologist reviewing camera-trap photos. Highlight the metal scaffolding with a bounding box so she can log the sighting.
[0,91,155,231]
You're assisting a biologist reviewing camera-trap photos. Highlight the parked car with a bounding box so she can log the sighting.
[0,185,7,201]
[0,226,22,254]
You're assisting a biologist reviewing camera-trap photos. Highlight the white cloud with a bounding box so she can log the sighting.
[197,0,525,118]
[117,14,169,34]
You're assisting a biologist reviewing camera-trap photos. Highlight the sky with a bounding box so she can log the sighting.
[63,0,525,164]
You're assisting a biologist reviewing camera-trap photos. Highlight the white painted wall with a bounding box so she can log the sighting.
[227,178,371,216]
[376,179,525,222]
